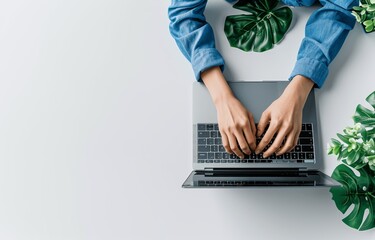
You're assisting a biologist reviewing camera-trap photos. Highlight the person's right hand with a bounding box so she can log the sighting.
[201,66,257,159]
[215,95,257,158]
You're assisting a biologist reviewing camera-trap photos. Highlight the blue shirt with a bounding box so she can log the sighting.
[168,0,358,88]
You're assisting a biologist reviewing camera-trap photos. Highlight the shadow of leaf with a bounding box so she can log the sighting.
[330,164,375,231]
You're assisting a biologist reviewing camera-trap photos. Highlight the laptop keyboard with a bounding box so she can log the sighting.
[196,123,315,164]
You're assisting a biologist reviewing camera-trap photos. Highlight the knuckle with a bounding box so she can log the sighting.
[286,143,294,149]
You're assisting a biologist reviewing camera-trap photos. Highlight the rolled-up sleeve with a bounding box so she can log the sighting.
[168,0,225,81]
[288,0,358,88]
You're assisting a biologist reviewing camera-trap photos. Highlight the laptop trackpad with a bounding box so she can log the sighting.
[182,169,340,188]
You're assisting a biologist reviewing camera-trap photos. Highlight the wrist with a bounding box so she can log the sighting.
[284,75,314,103]
[201,67,234,105]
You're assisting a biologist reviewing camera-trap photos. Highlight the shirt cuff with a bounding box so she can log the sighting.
[289,58,328,88]
[191,48,225,82]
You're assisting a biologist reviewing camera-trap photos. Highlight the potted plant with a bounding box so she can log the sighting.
[352,0,375,33]
[328,91,375,231]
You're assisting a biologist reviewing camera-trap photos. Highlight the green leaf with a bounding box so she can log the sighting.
[355,104,375,118]
[353,6,363,11]
[365,24,374,32]
[361,13,367,22]
[364,19,374,26]
[337,133,351,145]
[330,164,375,231]
[366,91,375,109]
[224,0,293,52]
[367,4,375,12]
[352,11,362,22]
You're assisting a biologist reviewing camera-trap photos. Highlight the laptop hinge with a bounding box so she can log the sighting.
[203,168,304,172]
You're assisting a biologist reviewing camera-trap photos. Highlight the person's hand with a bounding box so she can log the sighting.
[201,66,256,159]
[255,75,315,158]
[215,95,257,158]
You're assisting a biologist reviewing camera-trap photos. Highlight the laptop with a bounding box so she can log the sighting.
[182,81,340,188]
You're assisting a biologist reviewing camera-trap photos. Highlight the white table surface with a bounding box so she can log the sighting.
[0,0,374,239]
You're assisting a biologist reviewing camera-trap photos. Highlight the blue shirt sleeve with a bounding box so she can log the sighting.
[168,0,358,87]
[285,0,358,88]
[168,0,225,81]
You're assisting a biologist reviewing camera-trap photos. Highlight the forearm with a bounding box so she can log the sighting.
[201,67,234,105]
[289,0,358,88]
[168,0,225,81]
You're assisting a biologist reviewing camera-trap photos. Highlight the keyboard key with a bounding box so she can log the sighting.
[215,153,222,159]
[292,153,298,159]
[228,160,234,163]
[307,153,314,159]
[299,153,306,159]
[210,131,218,138]
[197,160,204,163]
[250,153,257,159]
[284,153,291,159]
[198,139,206,145]
[294,145,301,152]
[197,124,206,130]
[219,145,225,152]
[221,160,227,163]
[206,160,213,163]
[208,153,215,159]
[299,138,313,145]
[241,160,248,163]
[198,153,207,159]
[230,154,236,159]
[299,131,312,138]
[206,124,214,130]
[306,124,312,130]
[302,146,314,152]
[215,138,222,145]
[198,146,210,152]
[214,124,219,130]
[302,124,306,130]
[207,138,214,145]
[211,145,218,152]
[223,153,229,159]
[276,155,283,159]
[198,131,209,138]
[270,154,276,159]
[214,160,220,163]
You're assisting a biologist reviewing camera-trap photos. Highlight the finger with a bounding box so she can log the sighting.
[242,123,256,153]
[256,111,270,137]
[220,131,233,154]
[277,131,298,155]
[263,127,289,158]
[234,130,251,155]
[255,120,281,154]
[228,133,244,159]
[248,112,257,151]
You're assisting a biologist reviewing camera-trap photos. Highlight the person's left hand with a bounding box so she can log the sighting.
[255,75,315,158]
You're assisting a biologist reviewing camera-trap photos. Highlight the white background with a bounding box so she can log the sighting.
[0,0,374,239]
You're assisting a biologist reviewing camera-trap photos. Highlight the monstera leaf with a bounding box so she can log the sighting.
[353,91,375,128]
[330,164,375,231]
[224,0,293,52]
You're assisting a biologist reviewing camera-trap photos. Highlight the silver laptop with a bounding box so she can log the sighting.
[182,81,340,188]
